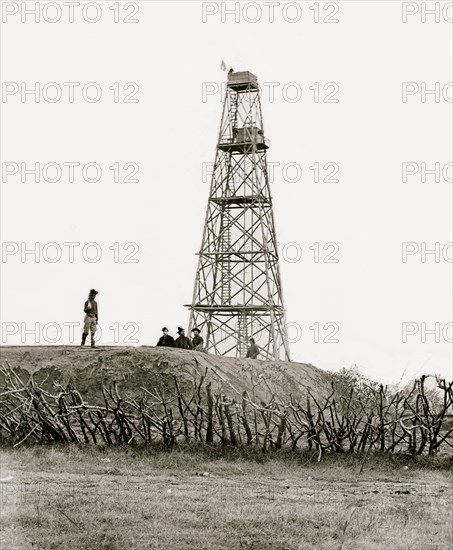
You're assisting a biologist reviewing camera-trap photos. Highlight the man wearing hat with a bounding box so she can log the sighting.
[81,289,99,348]
[157,327,176,347]
[175,327,192,349]
[191,328,204,351]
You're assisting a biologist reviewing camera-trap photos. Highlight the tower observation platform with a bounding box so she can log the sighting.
[218,71,269,154]
[227,70,259,91]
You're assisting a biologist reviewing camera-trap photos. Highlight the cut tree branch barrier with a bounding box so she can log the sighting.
[0,363,452,460]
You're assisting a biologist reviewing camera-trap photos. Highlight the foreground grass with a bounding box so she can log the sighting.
[1,445,452,550]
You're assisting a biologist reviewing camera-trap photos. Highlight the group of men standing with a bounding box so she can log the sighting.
[156,327,259,357]
[80,289,260,358]
[156,326,205,351]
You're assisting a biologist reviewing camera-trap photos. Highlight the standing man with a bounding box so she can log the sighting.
[157,327,176,347]
[175,327,192,349]
[246,338,260,359]
[81,289,99,348]
[191,328,204,351]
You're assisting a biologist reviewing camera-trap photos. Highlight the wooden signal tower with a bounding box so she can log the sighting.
[187,71,290,361]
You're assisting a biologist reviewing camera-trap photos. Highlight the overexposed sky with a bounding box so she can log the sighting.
[1,0,452,385]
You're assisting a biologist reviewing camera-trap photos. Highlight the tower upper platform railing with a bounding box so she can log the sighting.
[218,126,270,152]
[227,71,259,91]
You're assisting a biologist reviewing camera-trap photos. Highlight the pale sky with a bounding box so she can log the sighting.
[1,1,452,385]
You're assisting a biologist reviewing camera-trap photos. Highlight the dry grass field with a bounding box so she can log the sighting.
[1,445,452,550]
[1,347,451,548]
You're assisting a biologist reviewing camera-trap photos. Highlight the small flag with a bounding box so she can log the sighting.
[220,59,227,72]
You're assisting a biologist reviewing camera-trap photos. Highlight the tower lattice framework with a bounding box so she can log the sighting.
[187,71,290,361]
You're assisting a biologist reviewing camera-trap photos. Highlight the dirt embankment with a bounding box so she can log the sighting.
[0,346,332,405]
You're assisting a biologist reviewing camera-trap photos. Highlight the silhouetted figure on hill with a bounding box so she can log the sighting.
[175,327,192,349]
[157,327,176,347]
[81,289,99,348]
[246,338,260,359]
[191,328,204,351]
